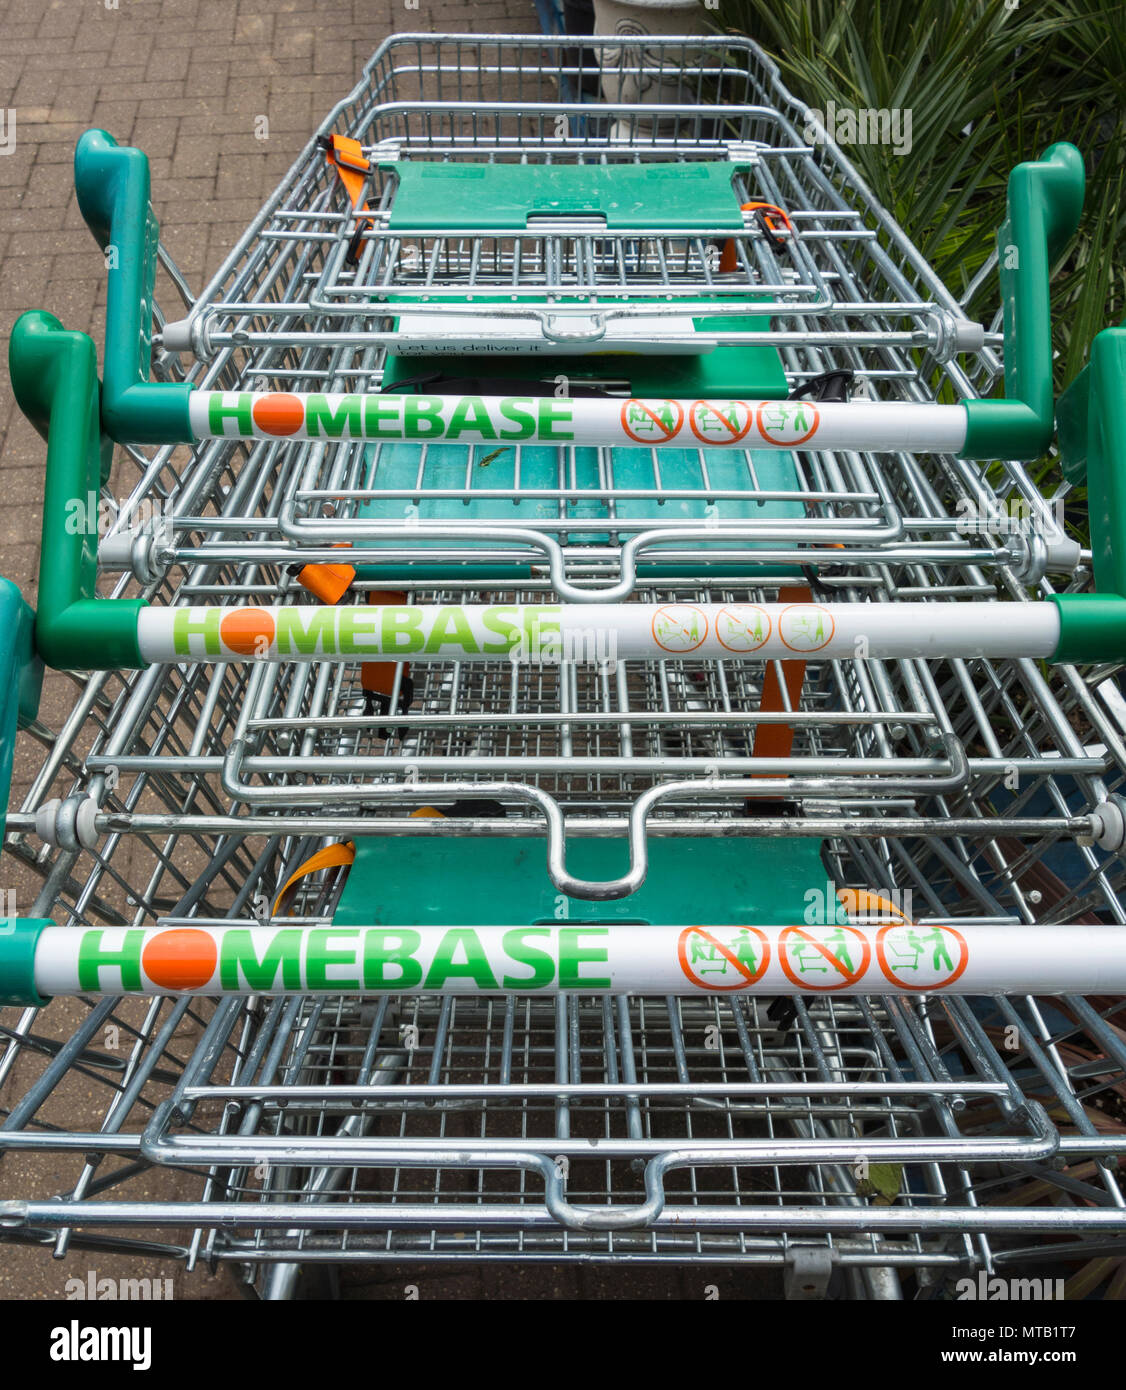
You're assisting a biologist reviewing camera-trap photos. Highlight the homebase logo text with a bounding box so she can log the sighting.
[65,1269,173,1301]
[76,926,612,994]
[202,391,577,442]
[171,604,564,660]
[955,1273,1065,1300]
[168,605,618,668]
[50,1321,152,1371]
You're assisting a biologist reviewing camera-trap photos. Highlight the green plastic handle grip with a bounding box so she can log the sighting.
[8,311,148,670]
[73,129,194,443]
[1050,326,1126,663]
[961,142,1085,462]
[0,920,52,1007]
[0,578,44,842]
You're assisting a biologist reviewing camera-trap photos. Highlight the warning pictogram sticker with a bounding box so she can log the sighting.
[715,604,771,652]
[778,603,835,652]
[652,604,708,653]
[678,926,770,990]
[689,399,753,445]
[876,923,969,991]
[756,400,820,447]
[779,924,871,991]
[621,398,684,444]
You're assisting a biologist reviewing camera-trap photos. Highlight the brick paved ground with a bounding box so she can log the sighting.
[0,0,784,1301]
[0,0,539,605]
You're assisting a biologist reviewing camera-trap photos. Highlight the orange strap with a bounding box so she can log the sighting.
[361,590,409,697]
[325,133,375,261]
[297,542,356,606]
[298,563,356,605]
[720,202,795,273]
[324,134,371,210]
[836,888,912,923]
[296,564,409,696]
[752,549,844,773]
[752,583,812,772]
[273,841,356,917]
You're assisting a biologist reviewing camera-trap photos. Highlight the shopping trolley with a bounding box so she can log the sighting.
[3,34,1126,1300]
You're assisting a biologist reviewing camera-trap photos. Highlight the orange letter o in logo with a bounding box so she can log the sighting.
[141,929,218,990]
[219,607,276,656]
[252,393,305,436]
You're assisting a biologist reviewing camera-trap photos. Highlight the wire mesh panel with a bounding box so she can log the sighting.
[170,37,993,369]
[138,37,1065,599]
[5,983,1126,1295]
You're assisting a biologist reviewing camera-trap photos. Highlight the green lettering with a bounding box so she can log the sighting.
[337,606,379,655]
[381,606,425,654]
[558,927,610,989]
[173,608,222,657]
[306,394,362,438]
[364,395,405,438]
[402,395,445,439]
[77,930,145,992]
[537,398,574,441]
[276,608,338,656]
[481,604,522,654]
[424,605,479,655]
[363,929,423,989]
[306,929,360,990]
[209,393,254,436]
[219,929,304,990]
[497,397,537,440]
[502,928,555,989]
[424,928,498,990]
[446,395,497,442]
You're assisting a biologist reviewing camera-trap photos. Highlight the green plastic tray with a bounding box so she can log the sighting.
[334,835,840,928]
[385,161,750,233]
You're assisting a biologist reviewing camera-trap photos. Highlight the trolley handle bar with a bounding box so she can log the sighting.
[3,304,1123,672]
[73,129,1082,460]
[12,174,1123,669]
[2,921,1125,1005]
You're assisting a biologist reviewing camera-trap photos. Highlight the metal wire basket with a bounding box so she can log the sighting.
[3,33,1126,1300]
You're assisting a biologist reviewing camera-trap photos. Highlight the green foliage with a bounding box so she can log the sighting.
[712,0,1125,392]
